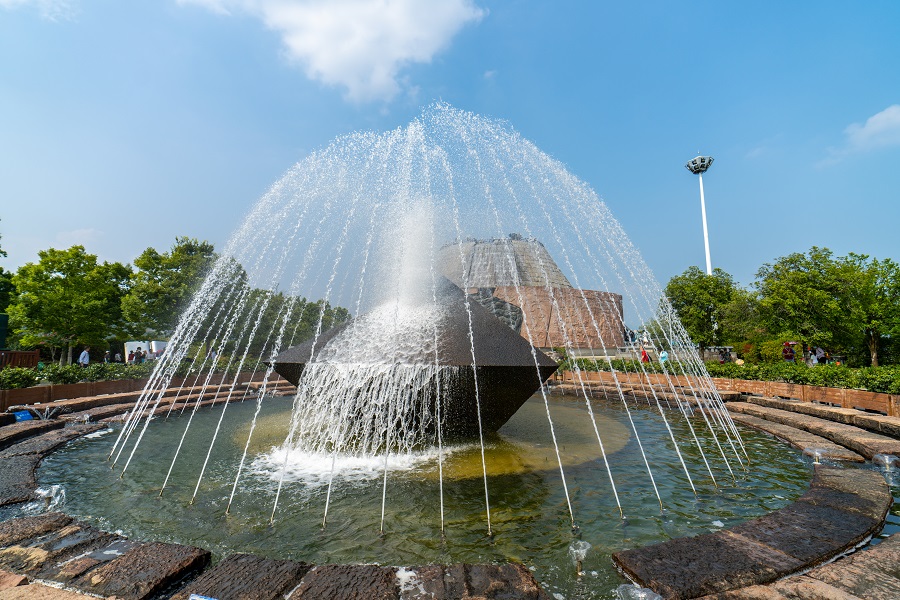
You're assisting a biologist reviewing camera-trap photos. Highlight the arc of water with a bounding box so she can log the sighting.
[517,147,718,493]
[437,148,492,536]
[466,132,582,527]
[584,194,747,469]
[479,125,627,519]
[502,138,685,504]
[114,262,250,473]
[270,141,374,524]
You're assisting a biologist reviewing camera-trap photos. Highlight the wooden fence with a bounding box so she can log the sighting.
[555,370,900,417]
[0,350,40,370]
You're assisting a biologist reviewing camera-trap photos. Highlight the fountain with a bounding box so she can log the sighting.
[32,104,817,598]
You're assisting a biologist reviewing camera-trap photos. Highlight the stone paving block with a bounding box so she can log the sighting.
[70,541,209,600]
[696,577,862,599]
[0,514,73,548]
[0,522,115,576]
[613,529,804,599]
[729,413,863,462]
[289,564,398,600]
[170,553,311,600]
[0,570,26,591]
[399,563,550,599]
[803,533,900,600]
[802,469,892,522]
[728,402,900,459]
[0,583,97,599]
[727,502,877,564]
[0,455,41,507]
[613,467,892,599]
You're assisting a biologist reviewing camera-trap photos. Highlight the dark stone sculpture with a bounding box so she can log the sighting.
[271,278,558,438]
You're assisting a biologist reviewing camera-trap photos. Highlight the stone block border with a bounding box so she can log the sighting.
[612,467,892,599]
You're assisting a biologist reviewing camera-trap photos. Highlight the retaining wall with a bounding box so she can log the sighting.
[0,372,267,412]
[555,370,900,416]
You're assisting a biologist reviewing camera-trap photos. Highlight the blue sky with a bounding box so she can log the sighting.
[1,0,898,289]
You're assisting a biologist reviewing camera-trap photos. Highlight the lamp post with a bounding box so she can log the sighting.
[685,155,714,275]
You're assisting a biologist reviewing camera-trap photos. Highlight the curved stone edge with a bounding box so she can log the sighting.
[729,412,864,462]
[611,466,892,600]
[695,530,900,599]
[0,421,551,600]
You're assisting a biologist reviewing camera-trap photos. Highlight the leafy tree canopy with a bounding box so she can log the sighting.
[122,237,216,336]
[8,246,132,361]
[837,253,900,367]
[664,266,737,350]
[755,246,844,348]
[0,219,12,311]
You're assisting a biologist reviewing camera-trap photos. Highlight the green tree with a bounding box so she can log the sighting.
[8,246,132,364]
[228,290,352,358]
[122,237,216,336]
[664,266,738,350]
[718,287,765,346]
[0,219,13,311]
[755,247,845,351]
[838,253,900,367]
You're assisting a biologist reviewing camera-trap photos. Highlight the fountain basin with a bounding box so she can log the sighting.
[34,394,812,598]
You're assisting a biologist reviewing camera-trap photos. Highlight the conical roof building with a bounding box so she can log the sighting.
[438,236,624,352]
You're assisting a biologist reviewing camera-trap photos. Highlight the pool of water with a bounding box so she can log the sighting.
[37,394,812,599]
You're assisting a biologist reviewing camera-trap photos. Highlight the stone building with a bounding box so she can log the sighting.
[437,236,624,352]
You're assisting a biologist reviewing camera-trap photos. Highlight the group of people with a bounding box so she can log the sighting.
[76,346,150,367]
[782,342,828,365]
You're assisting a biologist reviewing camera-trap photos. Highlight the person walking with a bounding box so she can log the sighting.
[78,347,90,368]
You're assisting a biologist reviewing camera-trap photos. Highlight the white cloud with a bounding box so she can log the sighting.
[0,0,76,20]
[843,104,900,152]
[820,104,900,166]
[179,0,486,102]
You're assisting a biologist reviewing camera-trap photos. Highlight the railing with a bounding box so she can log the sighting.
[0,350,40,370]
[554,370,900,417]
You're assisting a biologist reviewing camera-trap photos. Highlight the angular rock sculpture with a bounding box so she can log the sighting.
[271,278,558,438]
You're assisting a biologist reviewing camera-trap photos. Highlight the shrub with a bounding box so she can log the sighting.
[703,361,900,394]
[43,364,85,384]
[0,367,41,389]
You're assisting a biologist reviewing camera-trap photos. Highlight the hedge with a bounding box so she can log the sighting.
[1,358,264,390]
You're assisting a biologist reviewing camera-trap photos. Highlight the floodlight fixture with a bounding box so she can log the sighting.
[685,155,714,275]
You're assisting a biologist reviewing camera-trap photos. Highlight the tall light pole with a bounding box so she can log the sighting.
[685,155,714,275]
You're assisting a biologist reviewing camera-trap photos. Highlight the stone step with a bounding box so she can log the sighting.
[6,383,250,417]
[746,395,900,439]
[0,513,551,600]
[613,467,892,599]
[0,421,66,452]
[727,402,900,460]
[698,531,900,599]
[729,413,864,462]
